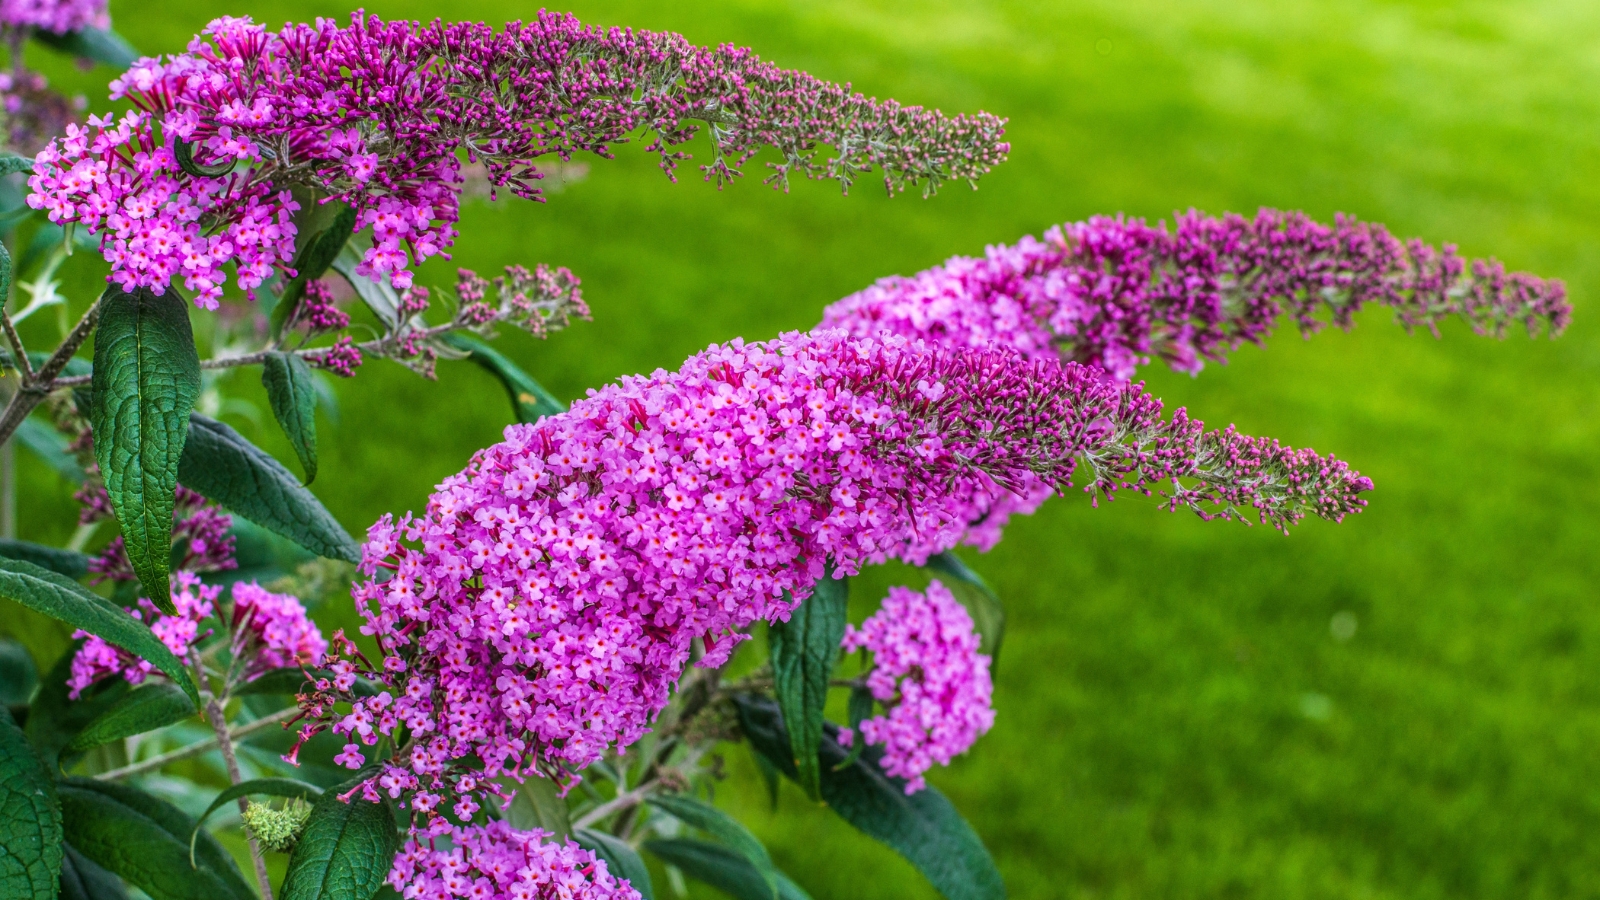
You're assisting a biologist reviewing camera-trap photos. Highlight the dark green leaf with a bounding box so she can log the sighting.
[733,695,1005,900]
[440,333,565,423]
[30,27,138,68]
[234,667,380,698]
[923,552,1004,661]
[504,776,570,841]
[0,154,33,177]
[0,637,38,707]
[0,538,89,579]
[752,745,780,811]
[58,779,254,900]
[24,648,129,770]
[0,558,199,710]
[834,685,875,771]
[58,843,129,900]
[65,682,195,752]
[192,777,323,858]
[16,418,86,483]
[91,286,201,612]
[262,352,320,483]
[172,141,234,178]
[768,573,849,801]
[644,839,811,900]
[272,204,357,337]
[178,413,360,563]
[645,794,777,897]
[0,707,62,900]
[575,828,653,900]
[279,777,398,900]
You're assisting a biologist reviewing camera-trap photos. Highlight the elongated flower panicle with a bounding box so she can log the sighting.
[389,821,641,900]
[29,13,1007,306]
[840,580,994,794]
[820,209,1570,380]
[68,571,218,697]
[299,331,1368,817]
[0,0,107,34]
[231,582,327,679]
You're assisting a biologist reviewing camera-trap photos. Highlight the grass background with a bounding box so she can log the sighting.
[10,1,1600,898]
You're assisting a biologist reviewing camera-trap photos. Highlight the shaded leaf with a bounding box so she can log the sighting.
[768,573,849,801]
[440,333,565,423]
[644,839,811,900]
[0,558,199,710]
[31,27,138,68]
[23,648,129,770]
[272,204,358,337]
[16,417,86,483]
[0,154,33,177]
[279,777,398,900]
[751,745,780,811]
[262,352,320,483]
[0,637,38,707]
[178,413,360,563]
[575,828,654,900]
[0,538,88,579]
[834,684,875,771]
[235,666,380,698]
[733,694,1004,900]
[65,682,195,752]
[646,794,777,897]
[923,552,1004,661]
[0,707,63,900]
[58,778,254,900]
[91,286,200,612]
[58,843,129,900]
[504,776,570,841]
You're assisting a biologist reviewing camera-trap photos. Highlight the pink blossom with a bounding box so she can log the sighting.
[388,821,640,900]
[840,580,994,794]
[230,581,327,679]
[68,572,218,698]
[0,0,107,34]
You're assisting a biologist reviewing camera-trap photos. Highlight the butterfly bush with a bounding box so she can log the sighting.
[293,330,1370,819]
[0,0,107,34]
[840,580,995,794]
[84,485,236,581]
[26,11,1008,307]
[819,209,1571,381]
[388,821,640,900]
[230,582,327,680]
[68,571,218,698]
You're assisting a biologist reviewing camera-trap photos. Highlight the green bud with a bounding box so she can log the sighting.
[242,797,314,853]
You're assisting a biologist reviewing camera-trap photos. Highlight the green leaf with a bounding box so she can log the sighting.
[272,204,358,337]
[24,648,129,770]
[645,794,778,898]
[332,244,401,329]
[834,684,875,771]
[65,682,195,753]
[0,558,200,710]
[0,707,63,900]
[262,352,320,483]
[191,777,323,860]
[0,154,33,177]
[58,779,254,900]
[58,843,129,900]
[31,27,138,68]
[923,552,1004,661]
[234,667,381,698]
[440,333,566,423]
[178,413,360,563]
[0,637,38,707]
[644,839,812,900]
[91,286,201,613]
[733,695,1005,900]
[768,573,850,801]
[0,538,89,579]
[752,745,780,811]
[575,828,654,900]
[504,776,570,841]
[16,417,86,483]
[279,777,398,900]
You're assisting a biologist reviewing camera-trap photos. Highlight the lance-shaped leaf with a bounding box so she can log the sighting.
[0,707,63,900]
[272,204,358,337]
[262,352,320,483]
[16,418,86,483]
[31,27,138,68]
[0,558,199,710]
[768,573,850,801]
[58,779,254,900]
[279,778,398,900]
[924,552,1004,661]
[58,843,129,900]
[24,649,128,770]
[0,637,38,707]
[178,413,360,563]
[575,828,653,900]
[0,538,89,579]
[646,794,778,898]
[644,839,812,900]
[0,154,33,176]
[65,682,195,753]
[733,694,1004,900]
[91,286,200,613]
[440,333,565,423]
[332,245,401,329]
[503,776,570,841]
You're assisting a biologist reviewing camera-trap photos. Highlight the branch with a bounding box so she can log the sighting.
[0,296,100,446]
[94,706,299,781]
[0,310,30,380]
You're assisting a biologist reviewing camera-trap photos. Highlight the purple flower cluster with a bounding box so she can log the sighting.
[230,582,327,680]
[68,571,217,698]
[840,580,994,794]
[0,70,82,154]
[296,331,1368,818]
[85,485,236,581]
[819,209,1571,380]
[28,12,1006,305]
[0,0,107,34]
[388,821,640,900]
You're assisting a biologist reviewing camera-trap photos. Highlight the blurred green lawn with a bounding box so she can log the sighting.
[12,1,1600,898]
